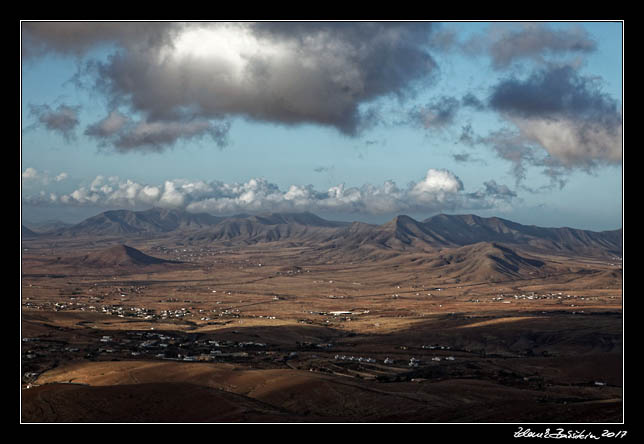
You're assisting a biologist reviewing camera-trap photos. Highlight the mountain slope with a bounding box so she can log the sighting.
[65,245,176,268]
[51,208,224,237]
[22,225,38,238]
[185,212,349,244]
[421,214,622,256]
[427,242,547,282]
[319,213,621,259]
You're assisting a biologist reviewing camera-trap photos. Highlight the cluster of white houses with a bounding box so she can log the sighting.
[334,355,377,363]
[490,292,597,303]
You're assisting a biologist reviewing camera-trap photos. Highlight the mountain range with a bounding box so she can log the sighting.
[22,208,622,258]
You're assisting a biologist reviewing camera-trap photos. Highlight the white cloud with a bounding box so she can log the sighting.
[409,168,464,202]
[25,169,516,217]
[158,180,186,208]
[22,167,39,181]
[22,168,69,185]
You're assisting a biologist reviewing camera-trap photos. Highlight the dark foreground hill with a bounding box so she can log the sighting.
[21,382,305,423]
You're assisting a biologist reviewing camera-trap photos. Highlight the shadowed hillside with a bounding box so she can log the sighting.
[61,245,177,268]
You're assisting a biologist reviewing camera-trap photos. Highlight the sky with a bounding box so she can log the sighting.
[20,21,623,231]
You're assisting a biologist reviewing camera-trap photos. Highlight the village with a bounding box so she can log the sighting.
[22,298,492,390]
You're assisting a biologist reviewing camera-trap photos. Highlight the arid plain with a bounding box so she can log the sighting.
[21,209,623,423]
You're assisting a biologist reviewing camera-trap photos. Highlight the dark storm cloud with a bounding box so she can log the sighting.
[21,21,176,58]
[26,22,440,140]
[488,24,597,69]
[28,103,80,141]
[85,111,231,152]
[463,23,597,70]
[487,65,622,168]
[113,120,230,152]
[489,65,619,122]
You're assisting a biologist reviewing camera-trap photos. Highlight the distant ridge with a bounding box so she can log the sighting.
[22,220,73,235]
[38,209,621,258]
[420,214,622,255]
[323,213,621,257]
[50,208,224,237]
[186,211,349,244]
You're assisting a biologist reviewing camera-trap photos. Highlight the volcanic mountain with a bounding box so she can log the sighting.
[67,245,176,268]
[186,212,349,245]
[50,207,224,237]
[420,214,622,255]
[321,214,621,258]
[420,242,548,282]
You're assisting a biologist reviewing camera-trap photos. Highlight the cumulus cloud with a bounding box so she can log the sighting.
[22,167,39,181]
[24,169,516,217]
[408,168,463,201]
[28,103,80,141]
[26,22,440,139]
[22,167,70,185]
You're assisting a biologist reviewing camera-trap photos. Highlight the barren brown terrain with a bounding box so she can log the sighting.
[20,209,623,423]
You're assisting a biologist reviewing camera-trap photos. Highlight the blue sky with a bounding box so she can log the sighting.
[21,21,622,230]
